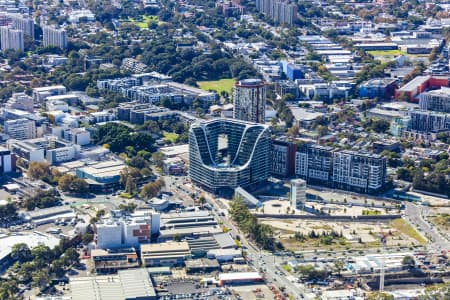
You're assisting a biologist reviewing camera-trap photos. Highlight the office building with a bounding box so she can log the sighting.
[9,14,34,39]
[275,80,299,99]
[91,248,139,274]
[43,25,67,49]
[394,75,449,102]
[409,110,450,133]
[140,241,191,267]
[7,139,45,164]
[359,78,397,100]
[32,85,67,103]
[271,139,297,177]
[7,136,79,165]
[5,92,34,112]
[52,127,91,146]
[233,79,266,123]
[95,211,160,249]
[0,26,24,51]
[75,160,126,192]
[46,99,69,112]
[294,144,387,194]
[189,118,271,194]
[290,179,306,209]
[286,64,305,81]
[4,118,36,140]
[419,87,450,113]
[0,147,12,175]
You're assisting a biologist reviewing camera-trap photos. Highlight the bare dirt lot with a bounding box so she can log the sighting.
[261,218,426,251]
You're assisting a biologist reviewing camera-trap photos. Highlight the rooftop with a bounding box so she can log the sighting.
[397,75,430,92]
[140,241,190,253]
[71,269,156,300]
[0,232,59,261]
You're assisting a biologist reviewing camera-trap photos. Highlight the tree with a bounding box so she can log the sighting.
[31,245,53,267]
[333,260,344,276]
[119,202,137,213]
[140,178,165,199]
[286,124,299,137]
[366,292,394,300]
[51,259,66,278]
[402,255,415,268]
[11,243,32,263]
[198,195,206,207]
[31,270,50,290]
[82,233,94,245]
[27,162,51,180]
[125,176,136,194]
[151,152,165,169]
[58,174,74,192]
[70,178,89,194]
[63,248,80,266]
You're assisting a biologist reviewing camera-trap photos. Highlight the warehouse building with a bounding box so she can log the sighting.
[71,269,156,300]
[140,241,191,267]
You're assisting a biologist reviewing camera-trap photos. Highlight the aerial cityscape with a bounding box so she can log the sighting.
[0,0,449,299]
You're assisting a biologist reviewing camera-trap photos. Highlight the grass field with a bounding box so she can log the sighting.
[122,15,159,29]
[197,78,235,95]
[163,132,179,143]
[367,50,406,57]
[391,218,427,245]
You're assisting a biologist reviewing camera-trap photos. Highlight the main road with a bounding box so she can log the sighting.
[203,193,307,299]
[404,201,450,252]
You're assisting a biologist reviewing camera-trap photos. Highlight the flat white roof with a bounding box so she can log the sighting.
[219,272,262,281]
[160,144,189,157]
[0,232,59,261]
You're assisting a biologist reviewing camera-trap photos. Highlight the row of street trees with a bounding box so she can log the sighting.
[229,197,279,251]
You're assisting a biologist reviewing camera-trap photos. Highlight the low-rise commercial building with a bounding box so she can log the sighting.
[32,85,67,103]
[394,76,449,102]
[185,258,220,274]
[140,241,191,267]
[75,160,126,192]
[218,272,263,286]
[359,78,397,100]
[8,136,80,165]
[91,248,139,274]
[71,269,157,300]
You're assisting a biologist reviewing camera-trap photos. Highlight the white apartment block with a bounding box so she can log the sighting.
[52,127,91,146]
[5,92,34,112]
[419,87,450,113]
[32,85,67,103]
[9,14,34,39]
[0,26,24,51]
[4,118,36,140]
[43,25,67,49]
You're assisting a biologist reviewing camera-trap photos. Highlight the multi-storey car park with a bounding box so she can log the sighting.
[189,118,271,194]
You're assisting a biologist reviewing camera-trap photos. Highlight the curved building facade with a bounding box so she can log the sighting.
[189,119,271,194]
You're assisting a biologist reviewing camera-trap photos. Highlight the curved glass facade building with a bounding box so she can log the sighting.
[189,119,271,194]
